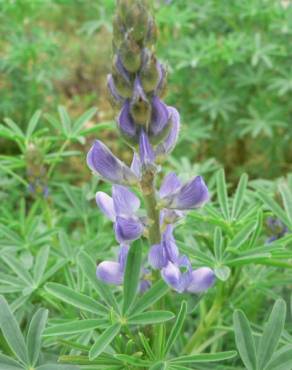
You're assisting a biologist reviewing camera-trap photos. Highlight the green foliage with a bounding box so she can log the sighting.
[1,1,292,369]
[233,299,289,370]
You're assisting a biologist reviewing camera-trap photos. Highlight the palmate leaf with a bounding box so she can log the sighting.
[233,310,257,370]
[228,220,256,249]
[72,107,97,135]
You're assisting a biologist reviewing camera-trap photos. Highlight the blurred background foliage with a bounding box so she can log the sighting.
[1,0,291,181]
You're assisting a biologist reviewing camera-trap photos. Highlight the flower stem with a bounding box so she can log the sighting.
[141,169,163,358]
[141,170,161,245]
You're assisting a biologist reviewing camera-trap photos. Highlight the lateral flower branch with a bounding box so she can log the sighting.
[86,0,215,294]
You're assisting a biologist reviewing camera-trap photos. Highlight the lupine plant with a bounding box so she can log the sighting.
[1,1,292,370]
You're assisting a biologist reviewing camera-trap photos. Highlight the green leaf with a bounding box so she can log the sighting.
[33,245,50,286]
[73,107,97,135]
[89,323,121,360]
[78,251,120,313]
[36,365,79,370]
[130,280,169,315]
[257,298,286,370]
[59,353,121,365]
[43,319,105,337]
[0,296,29,364]
[1,253,34,286]
[4,118,24,138]
[228,220,256,249]
[265,345,292,370]
[0,353,22,368]
[26,308,48,366]
[231,173,248,220]
[248,210,263,248]
[149,362,167,370]
[214,227,223,262]
[58,105,72,136]
[79,121,114,136]
[122,239,142,315]
[26,110,42,139]
[0,365,22,370]
[45,283,107,316]
[279,182,292,227]
[257,191,290,228]
[233,310,257,370]
[114,354,151,367]
[164,301,187,355]
[128,311,174,325]
[170,351,237,364]
[216,169,230,221]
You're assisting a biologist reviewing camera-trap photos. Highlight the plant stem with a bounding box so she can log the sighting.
[141,170,161,245]
[141,169,163,358]
[183,283,225,354]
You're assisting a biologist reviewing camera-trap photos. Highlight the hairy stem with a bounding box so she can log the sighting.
[141,169,163,358]
[141,170,161,245]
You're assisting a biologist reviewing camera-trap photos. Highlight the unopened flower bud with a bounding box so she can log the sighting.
[112,72,133,99]
[112,15,125,48]
[120,36,142,73]
[125,3,149,42]
[107,75,124,107]
[130,77,151,126]
[140,55,161,93]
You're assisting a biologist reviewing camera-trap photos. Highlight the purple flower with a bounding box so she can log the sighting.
[156,107,180,157]
[130,152,142,179]
[132,76,148,104]
[118,100,137,138]
[107,75,124,105]
[96,185,144,243]
[148,225,179,269]
[96,245,151,292]
[148,225,215,293]
[161,257,192,293]
[87,140,139,185]
[150,96,170,137]
[187,267,215,293]
[159,173,209,210]
[139,130,155,169]
[96,245,129,285]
